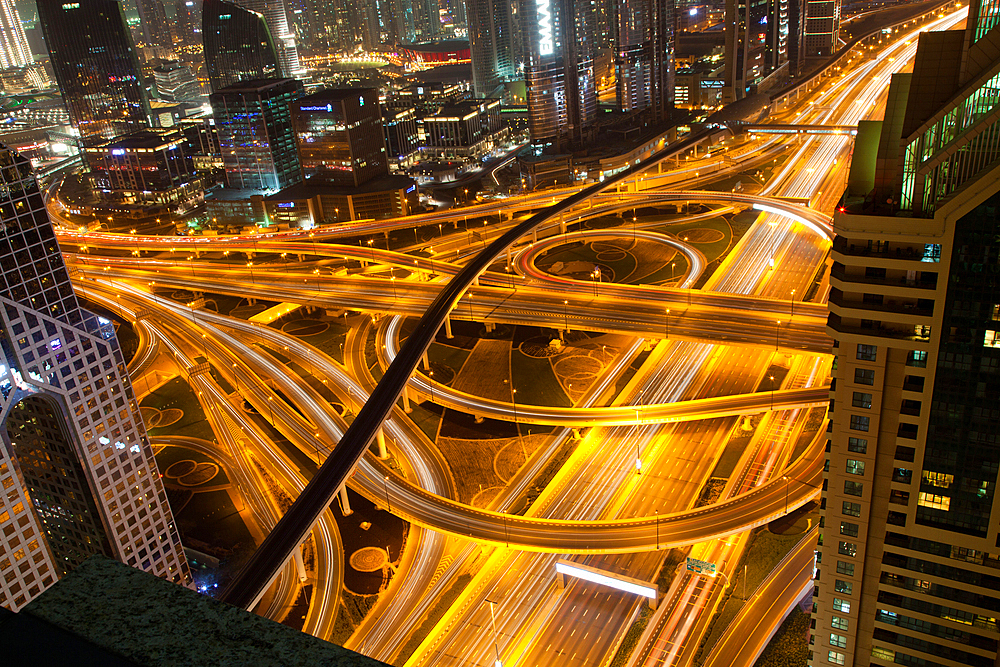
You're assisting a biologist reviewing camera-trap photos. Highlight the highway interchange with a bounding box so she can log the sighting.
[48,5,966,665]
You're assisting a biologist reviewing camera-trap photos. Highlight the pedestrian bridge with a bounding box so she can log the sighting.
[742,124,857,135]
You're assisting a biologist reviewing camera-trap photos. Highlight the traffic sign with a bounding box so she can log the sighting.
[686,556,718,577]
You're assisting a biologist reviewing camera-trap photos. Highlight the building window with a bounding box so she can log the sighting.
[889,489,910,505]
[836,560,855,576]
[833,597,851,613]
[838,541,857,557]
[842,501,861,517]
[854,368,875,385]
[832,615,849,631]
[846,459,866,475]
[835,579,853,595]
[906,350,927,367]
[852,392,872,409]
[857,344,877,361]
[917,492,951,511]
[845,481,864,497]
[830,634,847,649]
[847,437,867,453]
[849,415,870,432]
[872,646,895,661]
[828,651,846,665]
[840,522,859,537]
[921,471,953,488]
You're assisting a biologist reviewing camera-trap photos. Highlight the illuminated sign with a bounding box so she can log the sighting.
[555,560,657,599]
[537,0,553,55]
[359,96,364,106]
[300,104,334,112]
[406,184,416,193]
[62,2,80,8]
[111,149,125,155]
[277,202,294,208]
[686,557,717,576]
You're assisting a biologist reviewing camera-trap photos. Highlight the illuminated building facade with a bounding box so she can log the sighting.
[466,0,517,97]
[202,0,282,92]
[615,0,675,119]
[0,0,33,69]
[523,0,598,145]
[815,8,1000,667]
[0,144,190,611]
[36,0,150,148]
[234,0,302,78]
[175,0,202,47]
[292,88,388,187]
[211,78,304,192]
[803,0,838,56]
[725,0,789,101]
[85,129,204,205]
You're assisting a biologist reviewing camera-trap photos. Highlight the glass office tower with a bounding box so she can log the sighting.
[203,0,282,92]
[36,0,149,148]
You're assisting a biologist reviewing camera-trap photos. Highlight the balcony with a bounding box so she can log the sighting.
[830,264,938,291]
[829,290,934,318]
[827,313,932,343]
[832,236,941,263]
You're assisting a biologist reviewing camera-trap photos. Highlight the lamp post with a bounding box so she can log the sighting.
[383,475,391,513]
[367,239,375,264]
[563,299,569,333]
[390,275,397,301]
[775,320,781,351]
[790,289,796,318]
[487,599,503,667]
[770,375,775,410]
[654,510,659,549]
[635,408,642,475]
[665,308,670,339]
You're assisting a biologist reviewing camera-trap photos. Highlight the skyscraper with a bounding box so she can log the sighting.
[202,0,282,92]
[175,0,203,47]
[292,88,388,187]
[523,0,597,145]
[0,0,33,69]
[615,0,675,119]
[0,144,190,611]
[211,77,304,191]
[36,0,150,148]
[466,0,516,97]
[725,0,788,102]
[136,0,173,49]
[803,0,839,56]
[815,5,1000,667]
[234,0,302,78]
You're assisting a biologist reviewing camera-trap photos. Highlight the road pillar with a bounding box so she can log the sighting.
[532,227,538,243]
[421,350,430,369]
[376,427,388,458]
[339,485,352,515]
[445,316,453,338]
[506,247,512,266]
[293,547,308,582]
[402,386,412,412]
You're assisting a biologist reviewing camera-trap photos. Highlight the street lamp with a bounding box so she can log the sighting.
[770,375,776,409]
[390,275,397,301]
[665,308,670,339]
[790,289,796,318]
[563,299,569,333]
[635,408,642,475]
[775,320,781,351]
[367,239,375,264]
[487,599,503,667]
[383,475,391,513]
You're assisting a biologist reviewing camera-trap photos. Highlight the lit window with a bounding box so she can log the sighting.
[838,541,857,557]
[830,634,847,648]
[832,616,849,631]
[872,646,895,661]
[828,650,846,665]
[833,598,851,613]
[921,471,953,488]
[835,579,853,595]
[840,522,859,538]
[984,330,1000,348]
[843,501,861,517]
[917,492,951,511]
[846,459,866,476]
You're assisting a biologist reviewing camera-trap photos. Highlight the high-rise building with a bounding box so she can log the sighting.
[211,77,303,191]
[466,0,516,97]
[292,88,388,187]
[814,7,1000,667]
[0,0,33,69]
[615,0,675,119]
[0,144,190,611]
[724,0,789,102]
[202,0,282,92]
[234,0,302,78]
[523,0,597,145]
[136,0,173,49]
[803,0,839,56]
[36,0,150,148]
[153,61,206,104]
